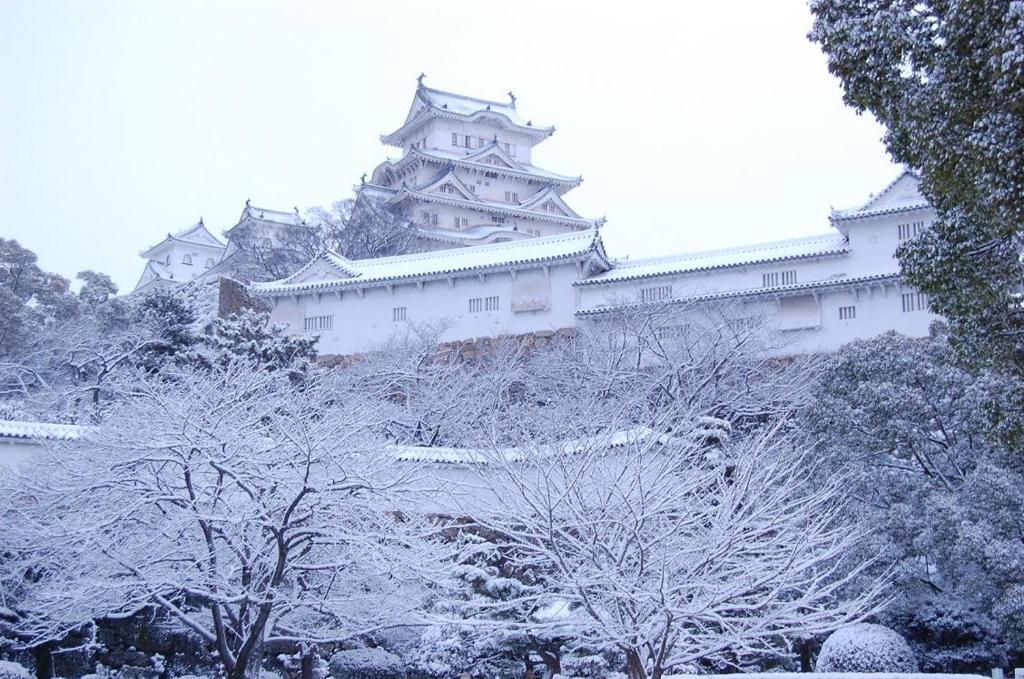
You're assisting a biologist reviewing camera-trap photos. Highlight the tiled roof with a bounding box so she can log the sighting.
[412,224,534,244]
[575,233,850,287]
[376,146,582,187]
[0,420,88,442]
[382,82,554,145]
[238,203,305,227]
[132,259,173,291]
[831,169,931,221]
[251,228,610,295]
[392,426,668,465]
[577,272,902,316]
[140,219,225,258]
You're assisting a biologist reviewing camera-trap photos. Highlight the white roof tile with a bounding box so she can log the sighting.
[252,228,608,294]
[0,420,88,441]
[577,233,849,286]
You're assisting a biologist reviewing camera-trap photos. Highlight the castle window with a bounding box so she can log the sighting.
[839,305,856,320]
[464,135,472,148]
[898,220,927,241]
[491,216,505,224]
[165,255,171,266]
[205,258,214,268]
[182,254,193,265]
[451,133,458,146]
[440,184,454,194]
[478,137,485,148]
[468,297,484,313]
[485,295,499,311]
[762,270,797,287]
[639,285,673,303]
[303,315,333,331]
[901,292,929,312]
[485,171,499,179]
[392,306,407,322]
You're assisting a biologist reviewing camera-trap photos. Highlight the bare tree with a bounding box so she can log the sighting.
[412,304,883,679]
[0,361,437,679]
[307,195,415,261]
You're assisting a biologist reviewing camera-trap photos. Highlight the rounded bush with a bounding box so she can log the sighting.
[328,648,404,679]
[0,661,31,679]
[816,623,918,673]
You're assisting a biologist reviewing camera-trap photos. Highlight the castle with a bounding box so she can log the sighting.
[134,79,940,356]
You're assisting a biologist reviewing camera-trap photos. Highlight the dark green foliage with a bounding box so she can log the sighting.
[803,329,1024,669]
[809,0,1024,374]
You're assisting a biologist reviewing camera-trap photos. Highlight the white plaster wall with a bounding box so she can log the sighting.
[413,119,535,164]
[152,242,222,282]
[0,439,39,468]
[265,261,582,356]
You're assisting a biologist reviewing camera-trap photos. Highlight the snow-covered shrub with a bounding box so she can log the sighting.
[328,648,404,679]
[0,661,31,679]
[815,623,918,672]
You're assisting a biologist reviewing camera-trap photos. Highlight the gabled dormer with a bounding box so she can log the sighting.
[830,169,930,234]
[418,165,483,202]
[380,77,554,149]
[520,186,583,219]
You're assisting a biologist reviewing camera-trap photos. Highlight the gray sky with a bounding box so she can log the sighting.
[0,0,898,292]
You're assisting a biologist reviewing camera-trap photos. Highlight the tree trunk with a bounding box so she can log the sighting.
[538,650,561,679]
[625,649,647,679]
[32,643,54,679]
[524,656,535,679]
[300,650,315,679]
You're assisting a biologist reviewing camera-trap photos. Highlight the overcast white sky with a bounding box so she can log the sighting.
[0,1,899,292]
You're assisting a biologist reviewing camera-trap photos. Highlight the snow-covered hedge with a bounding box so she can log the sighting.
[0,662,31,679]
[816,623,918,673]
[327,648,404,679]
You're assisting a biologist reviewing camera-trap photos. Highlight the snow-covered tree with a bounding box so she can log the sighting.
[802,329,1024,670]
[397,307,880,679]
[307,195,415,261]
[0,361,435,679]
[809,0,1024,375]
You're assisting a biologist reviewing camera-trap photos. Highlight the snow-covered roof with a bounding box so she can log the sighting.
[380,144,582,187]
[132,259,175,292]
[412,224,535,245]
[381,182,600,229]
[251,228,610,295]
[0,420,88,442]
[232,202,305,228]
[392,426,669,465]
[576,233,850,287]
[140,219,226,258]
[577,272,902,316]
[831,169,931,223]
[382,81,554,146]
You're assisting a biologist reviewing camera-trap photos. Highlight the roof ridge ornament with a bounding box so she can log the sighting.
[508,91,516,107]
[417,72,426,87]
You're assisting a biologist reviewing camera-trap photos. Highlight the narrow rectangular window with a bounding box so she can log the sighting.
[469,297,483,313]
[485,295,499,311]
[453,216,460,228]
[460,217,468,228]
[478,136,485,148]
[451,132,458,146]
[464,135,472,148]
[901,292,928,312]
[431,213,438,225]
[639,285,673,303]
[511,192,518,203]
[303,315,333,331]
[839,305,856,320]
[392,307,407,322]
[505,190,511,202]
